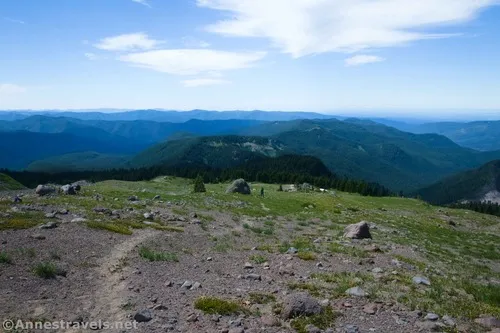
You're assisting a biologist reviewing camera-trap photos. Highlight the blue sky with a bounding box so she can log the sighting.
[1,0,500,117]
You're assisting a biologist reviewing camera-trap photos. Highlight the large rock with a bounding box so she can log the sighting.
[343,221,372,239]
[226,179,251,195]
[282,292,322,319]
[35,185,55,196]
[61,184,76,195]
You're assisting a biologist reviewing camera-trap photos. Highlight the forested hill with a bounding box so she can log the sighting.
[416,160,500,205]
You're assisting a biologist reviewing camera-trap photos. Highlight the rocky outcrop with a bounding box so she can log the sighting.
[226,179,251,195]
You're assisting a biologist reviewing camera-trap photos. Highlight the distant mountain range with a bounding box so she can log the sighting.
[0,109,334,122]
[417,160,500,205]
[2,110,500,193]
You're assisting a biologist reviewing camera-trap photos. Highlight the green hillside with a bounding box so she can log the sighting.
[0,173,25,191]
[130,135,287,169]
[417,160,500,205]
[26,152,129,173]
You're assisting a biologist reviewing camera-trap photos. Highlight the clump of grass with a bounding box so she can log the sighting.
[249,292,276,304]
[250,254,267,264]
[0,216,40,231]
[256,244,276,253]
[194,296,247,315]
[329,243,368,258]
[0,251,13,264]
[139,246,178,262]
[33,262,58,279]
[297,251,317,261]
[288,282,322,297]
[291,307,338,333]
[17,248,36,258]
[311,272,372,298]
[87,221,132,235]
[243,223,274,235]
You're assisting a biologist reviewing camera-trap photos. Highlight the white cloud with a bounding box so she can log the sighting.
[3,17,25,24]
[197,0,497,58]
[84,53,99,60]
[182,78,230,87]
[345,55,385,66]
[182,36,211,48]
[0,84,26,94]
[95,33,162,51]
[119,49,266,75]
[132,0,152,8]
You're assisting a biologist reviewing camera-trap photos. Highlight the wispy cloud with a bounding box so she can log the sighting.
[0,84,26,94]
[4,17,25,24]
[345,55,385,67]
[182,78,230,87]
[94,33,162,51]
[119,49,266,75]
[132,0,152,8]
[197,0,497,58]
[182,36,211,48]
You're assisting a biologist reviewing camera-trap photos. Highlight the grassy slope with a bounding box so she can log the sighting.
[0,173,25,191]
[1,176,499,319]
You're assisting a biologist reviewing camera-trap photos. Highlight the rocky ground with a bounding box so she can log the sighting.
[0,177,499,333]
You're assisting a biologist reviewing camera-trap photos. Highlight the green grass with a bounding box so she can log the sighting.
[0,173,25,191]
[194,296,247,315]
[0,211,44,231]
[249,254,267,264]
[139,246,178,262]
[311,272,373,298]
[297,251,317,261]
[290,307,338,333]
[33,262,58,279]
[86,221,133,235]
[243,223,274,235]
[248,292,276,304]
[329,243,368,258]
[288,282,322,297]
[0,251,13,264]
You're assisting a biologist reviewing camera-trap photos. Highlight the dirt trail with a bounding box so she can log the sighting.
[68,229,158,332]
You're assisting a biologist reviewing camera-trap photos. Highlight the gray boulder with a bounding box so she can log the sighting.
[61,184,76,195]
[282,292,322,319]
[134,309,153,322]
[343,221,372,239]
[226,179,251,195]
[35,185,55,196]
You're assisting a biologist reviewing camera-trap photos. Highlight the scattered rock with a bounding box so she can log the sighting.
[372,267,384,274]
[186,313,198,322]
[448,220,457,226]
[363,303,379,315]
[228,328,244,333]
[31,233,46,240]
[244,262,254,269]
[226,179,251,195]
[260,315,279,327]
[35,185,55,196]
[344,325,360,333]
[207,257,213,261]
[153,195,161,200]
[287,247,298,254]
[305,324,322,333]
[128,196,139,202]
[345,286,368,297]
[343,221,372,239]
[475,316,500,328]
[442,315,456,327]
[413,276,431,286]
[13,196,22,203]
[190,282,202,290]
[181,281,193,289]
[39,222,58,229]
[71,218,87,223]
[61,184,76,195]
[425,313,439,321]
[364,244,381,252]
[243,274,261,281]
[143,212,154,220]
[134,309,153,322]
[93,207,111,215]
[282,292,322,319]
[45,212,56,218]
[152,304,167,311]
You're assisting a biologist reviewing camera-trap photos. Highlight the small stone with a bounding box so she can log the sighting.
[207,257,213,261]
[153,304,167,311]
[260,315,279,327]
[128,196,139,202]
[305,324,321,333]
[153,195,161,200]
[364,244,381,252]
[372,267,384,274]
[244,262,254,269]
[134,309,153,322]
[31,233,46,240]
[45,212,56,218]
[181,281,193,289]
[345,324,360,333]
[343,302,353,308]
[165,281,173,287]
[363,303,379,315]
[186,313,198,322]
[413,276,431,286]
[320,299,329,307]
[475,316,500,328]
[71,218,87,223]
[13,196,22,203]
[425,313,439,321]
[282,292,322,319]
[143,212,154,220]
[39,222,58,229]
[442,315,456,327]
[345,286,367,297]
[190,282,201,290]
[243,274,261,281]
[287,247,298,254]
[316,262,323,268]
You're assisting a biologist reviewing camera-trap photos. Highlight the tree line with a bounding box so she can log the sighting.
[449,201,500,217]
[1,155,392,197]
